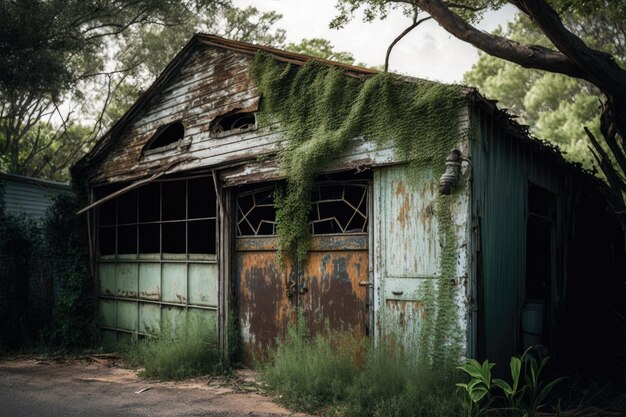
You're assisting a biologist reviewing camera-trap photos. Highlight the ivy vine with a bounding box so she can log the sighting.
[250,53,467,365]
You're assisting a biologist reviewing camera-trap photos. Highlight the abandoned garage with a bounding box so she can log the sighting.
[72,34,626,368]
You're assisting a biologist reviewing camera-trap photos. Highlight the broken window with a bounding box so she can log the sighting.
[235,183,368,237]
[236,187,277,236]
[145,121,185,151]
[309,184,368,235]
[95,176,217,257]
[210,111,256,138]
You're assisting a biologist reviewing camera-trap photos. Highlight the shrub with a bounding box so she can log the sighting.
[261,324,462,417]
[347,345,461,417]
[261,324,360,412]
[124,315,225,380]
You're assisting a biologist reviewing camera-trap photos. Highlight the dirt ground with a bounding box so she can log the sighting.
[0,357,312,417]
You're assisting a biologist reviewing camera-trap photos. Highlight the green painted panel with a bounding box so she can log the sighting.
[98,263,116,296]
[373,163,471,356]
[116,300,138,331]
[471,108,567,365]
[99,299,116,327]
[116,332,136,344]
[116,263,138,298]
[162,263,187,304]
[139,263,161,301]
[188,308,218,338]
[161,306,185,336]
[139,303,161,334]
[188,263,217,306]
[101,330,117,347]
[377,166,440,278]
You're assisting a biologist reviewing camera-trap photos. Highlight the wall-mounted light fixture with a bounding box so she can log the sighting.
[439,149,462,195]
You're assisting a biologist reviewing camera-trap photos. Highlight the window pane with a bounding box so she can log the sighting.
[99,227,116,255]
[139,224,160,254]
[188,177,215,219]
[188,220,215,254]
[138,182,160,222]
[117,225,137,254]
[162,222,186,253]
[162,181,186,220]
[118,190,137,224]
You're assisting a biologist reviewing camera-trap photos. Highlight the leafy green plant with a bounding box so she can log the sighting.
[457,359,497,417]
[457,349,564,417]
[492,353,523,414]
[522,354,564,417]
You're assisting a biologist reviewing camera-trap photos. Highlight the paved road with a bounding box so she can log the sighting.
[0,359,303,417]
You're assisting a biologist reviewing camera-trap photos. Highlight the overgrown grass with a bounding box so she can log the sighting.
[123,315,226,380]
[262,325,360,412]
[261,325,462,417]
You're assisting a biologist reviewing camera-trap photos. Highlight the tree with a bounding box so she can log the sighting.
[332,0,626,230]
[286,38,356,64]
[0,0,228,180]
[0,1,292,181]
[464,13,624,167]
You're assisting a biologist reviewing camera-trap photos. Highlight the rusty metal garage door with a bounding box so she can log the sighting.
[235,182,370,362]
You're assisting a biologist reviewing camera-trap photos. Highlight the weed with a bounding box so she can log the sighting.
[123,315,225,380]
[262,323,461,417]
[261,324,360,412]
[348,344,461,417]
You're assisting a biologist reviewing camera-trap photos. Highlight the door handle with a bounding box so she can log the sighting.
[286,279,296,297]
[392,290,404,296]
[359,281,374,287]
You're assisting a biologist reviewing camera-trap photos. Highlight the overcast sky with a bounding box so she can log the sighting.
[236,0,518,83]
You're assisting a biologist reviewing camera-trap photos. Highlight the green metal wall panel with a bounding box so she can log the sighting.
[471,107,569,365]
[189,263,217,306]
[98,263,115,296]
[97,261,218,339]
[116,300,138,331]
[162,264,188,304]
[139,263,161,301]
[139,303,161,333]
[116,264,138,298]
[99,299,116,328]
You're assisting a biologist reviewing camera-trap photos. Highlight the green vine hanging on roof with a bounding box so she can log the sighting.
[250,52,466,266]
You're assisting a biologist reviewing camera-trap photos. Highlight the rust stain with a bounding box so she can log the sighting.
[116,290,137,298]
[397,194,410,227]
[395,181,405,195]
[237,237,369,365]
[139,291,161,301]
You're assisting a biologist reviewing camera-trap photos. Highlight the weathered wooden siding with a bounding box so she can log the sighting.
[87,45,399,186]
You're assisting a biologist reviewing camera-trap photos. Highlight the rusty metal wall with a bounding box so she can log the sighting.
[236,235,368,363]
[373,163,471,355]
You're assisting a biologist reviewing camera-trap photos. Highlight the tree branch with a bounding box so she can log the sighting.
[385,7,431,72]
[510,0,626,96]
[407,0,587,79]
